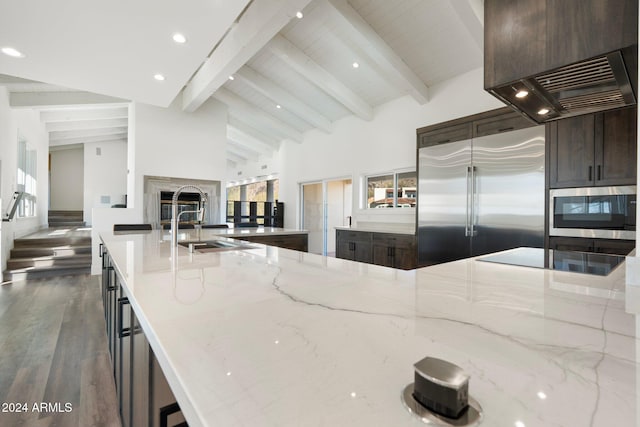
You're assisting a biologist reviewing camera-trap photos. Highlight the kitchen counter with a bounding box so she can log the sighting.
[118,226,309,238]
[100,229,639,427]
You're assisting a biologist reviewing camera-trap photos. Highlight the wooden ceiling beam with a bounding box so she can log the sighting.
[9,91,127,108]
[213,87,303,142]
[182,0,313,113]
[450,0,484,51]
[49,127,128,141]
[227,141,260,161]
[227,124,277,155]
[39,106,129,122]
[228,117,282,148]
[49,136,127,146]
[320,0,429,104]
[234,66,332,133]
[45,118,128,132]
[267,34,373,120]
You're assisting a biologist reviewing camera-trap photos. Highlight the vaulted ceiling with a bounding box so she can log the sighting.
[0,0,484,167]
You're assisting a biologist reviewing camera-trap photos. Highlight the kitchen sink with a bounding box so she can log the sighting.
[179,240,255,253]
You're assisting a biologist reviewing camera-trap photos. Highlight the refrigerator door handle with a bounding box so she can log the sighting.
[465,166,471,236]
[471,165,478,236]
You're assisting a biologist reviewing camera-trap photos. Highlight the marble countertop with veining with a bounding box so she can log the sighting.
[100,230,639,427]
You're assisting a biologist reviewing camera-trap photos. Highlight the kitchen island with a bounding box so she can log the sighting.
[100,229,638,427]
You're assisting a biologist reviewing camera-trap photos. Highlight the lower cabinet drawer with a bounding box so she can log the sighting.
[549,236,635,256]
[338,230,416,270]
[235,234,308,252]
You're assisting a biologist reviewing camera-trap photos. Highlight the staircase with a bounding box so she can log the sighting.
[48,210,85,227]
[3,233,92,282]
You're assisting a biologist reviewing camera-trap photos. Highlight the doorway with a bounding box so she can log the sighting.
[49,145,84,212]
[301,178,352,256]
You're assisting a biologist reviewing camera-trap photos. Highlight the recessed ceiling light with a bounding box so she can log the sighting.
[154,74,165,81]
[1,47,25,58]
[172,33,187,44]
[352,62,359,69]
[515,90,529,98]
[276,104,281,109]
[537,108,550,115]
[228,75,235,81]
[296,11,304,19]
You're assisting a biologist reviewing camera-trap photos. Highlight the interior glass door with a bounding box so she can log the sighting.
[302,183,323,254]
[326,179,352,256]
[302,178,352,256]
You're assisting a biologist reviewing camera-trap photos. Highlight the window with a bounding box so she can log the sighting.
[366,170,416,208]
[16,137,37,218]
[226,178,279,223]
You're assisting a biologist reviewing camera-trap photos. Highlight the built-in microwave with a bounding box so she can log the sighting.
[549,186,636,240]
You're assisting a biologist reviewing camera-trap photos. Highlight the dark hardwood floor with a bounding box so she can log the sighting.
[0,274,121,426]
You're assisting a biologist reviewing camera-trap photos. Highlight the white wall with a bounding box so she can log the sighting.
[50,146,84,210]
[228,67,504,231]
[91,97,229,273]
[132,97,228,218]
[83,141,127,225]
[0,87,49,272]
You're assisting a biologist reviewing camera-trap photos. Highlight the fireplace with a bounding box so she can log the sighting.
[159,191,203,226]
[144,176,221,229]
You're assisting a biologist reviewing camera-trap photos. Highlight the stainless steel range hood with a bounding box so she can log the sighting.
[489,50,636,123]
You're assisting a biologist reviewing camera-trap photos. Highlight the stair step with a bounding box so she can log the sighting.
[3,266,91,282]
[48,222,87,227]
[10,245,92,258]
[7,254,92,270]
[48,210,83,217]
[13,237,91,248]
[3,225,92,282]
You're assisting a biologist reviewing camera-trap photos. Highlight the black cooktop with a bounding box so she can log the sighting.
[477,247,626,276]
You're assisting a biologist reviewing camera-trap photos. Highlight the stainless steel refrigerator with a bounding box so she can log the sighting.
[417,125,545,265]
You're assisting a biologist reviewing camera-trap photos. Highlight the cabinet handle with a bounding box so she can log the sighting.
[99,243,103,258]
[498,126,514,132]
[106,266,117,291]
[588,166,593,181]
[597,165,601,181]
[159,403,182,427]
[117,297,131,338]
[438,139,450,144]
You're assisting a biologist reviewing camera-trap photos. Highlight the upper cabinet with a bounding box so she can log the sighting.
[484,0,547,88]
[484,0,638,122]
[485,0,638,87]
[596,107,638,185]
[417,107,535,149]
[548,106,637,188]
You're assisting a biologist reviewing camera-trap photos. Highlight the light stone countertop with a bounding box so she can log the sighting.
[100,230,639,427]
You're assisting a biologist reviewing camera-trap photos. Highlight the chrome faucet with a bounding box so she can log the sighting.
[171,185,208,248]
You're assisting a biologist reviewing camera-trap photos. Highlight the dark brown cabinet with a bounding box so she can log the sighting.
[548,107,637,188]
[371,233,417,270]
[234,233,308,252]
[101,249,187,427]
[548,114,596,187]
[418,122,472,147]
[596,107,638,185]
[549,236,635,256]
[484,0,638,89]
[417,107,535,149]
[336,230,416,270]
[336,230,372,264]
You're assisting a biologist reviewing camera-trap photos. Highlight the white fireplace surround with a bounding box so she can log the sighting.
[144,175,221,229]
